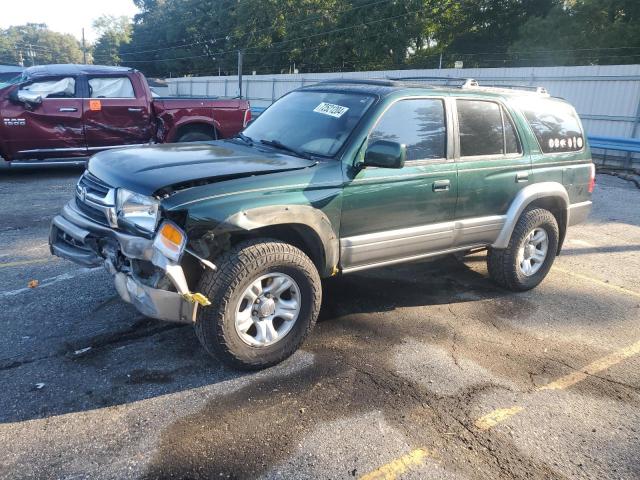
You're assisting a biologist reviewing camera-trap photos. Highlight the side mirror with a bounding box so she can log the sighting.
[363,140,406,169]
[15,90,43,106]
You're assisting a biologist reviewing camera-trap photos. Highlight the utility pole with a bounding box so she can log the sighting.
[82,28,87,64]
[237,50,243,99]
[439,52,443,69]
[26,45,36,66]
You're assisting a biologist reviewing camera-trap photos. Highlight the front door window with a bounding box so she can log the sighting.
[369,98,447,162]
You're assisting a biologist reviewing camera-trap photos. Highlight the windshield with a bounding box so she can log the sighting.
[243,90,375,157]
[0,74,24,89]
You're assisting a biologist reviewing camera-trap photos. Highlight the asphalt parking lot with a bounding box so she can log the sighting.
[0,168,639,480]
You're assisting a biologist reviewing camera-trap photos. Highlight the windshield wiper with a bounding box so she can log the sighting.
[259,139,313,160]
[234,132,254,146]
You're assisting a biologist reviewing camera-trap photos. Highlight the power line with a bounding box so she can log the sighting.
[158,46,640,78]
[118,6,427,64]
[117,0,400,54]
[110,0,399,58]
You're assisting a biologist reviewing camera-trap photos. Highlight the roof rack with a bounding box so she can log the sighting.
[318,78,400,87]
[387,76,549,95]
[461,78,549,95]
[316,76,550,96]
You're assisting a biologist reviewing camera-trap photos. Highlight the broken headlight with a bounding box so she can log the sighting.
[116,188,160,232]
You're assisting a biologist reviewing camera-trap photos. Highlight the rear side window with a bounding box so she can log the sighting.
[514,98,584,153]
[457,100,522,157]
[369,98,446,161]
[88,77,135,98]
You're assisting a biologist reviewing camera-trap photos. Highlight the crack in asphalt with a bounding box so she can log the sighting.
[0,319,186,373]
[342,357,536,478]
[446,304,464,370]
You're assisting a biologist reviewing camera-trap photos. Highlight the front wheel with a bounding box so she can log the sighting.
[194,238,322,370]
[487,208,559,291]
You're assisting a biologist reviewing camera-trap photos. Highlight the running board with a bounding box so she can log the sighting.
[1,158,87,169]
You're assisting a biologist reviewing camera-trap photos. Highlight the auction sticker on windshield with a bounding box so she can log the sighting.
[313,102,349,118]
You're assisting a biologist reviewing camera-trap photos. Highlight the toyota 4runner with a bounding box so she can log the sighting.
[50,79,594,369]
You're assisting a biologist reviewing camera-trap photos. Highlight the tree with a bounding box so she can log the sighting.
[117,0,640,77]
[509,0,640,66]
[92,15,133,65]
[0,23,83,66]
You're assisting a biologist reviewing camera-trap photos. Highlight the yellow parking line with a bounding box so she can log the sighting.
[0,258,52,269]
[475,406,524,431]
[359,448,431,480]
[475,339,640,430]
[554,266,640,299]
[539,339,640,391]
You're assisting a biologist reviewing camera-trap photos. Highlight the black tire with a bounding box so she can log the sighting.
[487,208,559,292]
[194,238,322,370]
[176,129,216,142]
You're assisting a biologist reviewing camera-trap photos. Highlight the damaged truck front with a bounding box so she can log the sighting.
[49,134,344,368]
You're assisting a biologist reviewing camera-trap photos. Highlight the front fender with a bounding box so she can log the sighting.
[224,205,339,275]
[492,182,569,249]
[164,160,344,275]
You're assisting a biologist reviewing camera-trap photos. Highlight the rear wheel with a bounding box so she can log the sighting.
[176,128,216,142]
[487,208,559,291]
[194,238,321,370]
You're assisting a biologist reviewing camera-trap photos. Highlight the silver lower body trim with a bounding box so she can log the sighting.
[568,200,592,226]
[341,244,487,274]
[18,143,147,155]
[340,215,505,270]
[87,144,147,151]
[2,158,87,168]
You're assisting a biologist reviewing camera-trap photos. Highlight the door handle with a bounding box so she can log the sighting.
[128,107,143,112]
[59,107,78,112]
[432,180,451,192]
[516,172,529,183]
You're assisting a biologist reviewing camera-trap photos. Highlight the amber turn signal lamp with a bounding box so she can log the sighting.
[153,221,186,261]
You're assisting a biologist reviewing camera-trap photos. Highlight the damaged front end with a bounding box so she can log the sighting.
[49,172,212,324]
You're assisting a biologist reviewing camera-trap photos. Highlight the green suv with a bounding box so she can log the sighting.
[50,79,594,369]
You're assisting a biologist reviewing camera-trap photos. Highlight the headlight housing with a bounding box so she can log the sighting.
[116,188,160,232]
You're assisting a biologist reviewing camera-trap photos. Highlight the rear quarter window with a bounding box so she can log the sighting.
[514,98,584,154]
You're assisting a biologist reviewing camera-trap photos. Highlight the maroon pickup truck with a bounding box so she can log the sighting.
[0,64,250,164]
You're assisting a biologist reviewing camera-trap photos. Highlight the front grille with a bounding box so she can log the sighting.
[75,172,114,226]
[79,172,110,196]
[75,198,109,225]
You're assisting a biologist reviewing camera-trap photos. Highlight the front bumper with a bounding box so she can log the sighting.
[49,199,198,324]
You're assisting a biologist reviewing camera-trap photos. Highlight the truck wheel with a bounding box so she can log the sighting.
[194,238,322,370]
[176,129,216,142]
[487,208,559,292]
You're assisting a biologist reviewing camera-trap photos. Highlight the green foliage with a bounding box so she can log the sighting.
[93,15,133,65]
[120,0,567,76]
[1,0,638,75]
[509,0,640,65]
[0,23,83,66]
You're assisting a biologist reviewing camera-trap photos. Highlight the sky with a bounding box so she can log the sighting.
[0,0,140,43]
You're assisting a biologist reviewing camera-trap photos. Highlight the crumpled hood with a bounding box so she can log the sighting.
[88,141,316,196]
